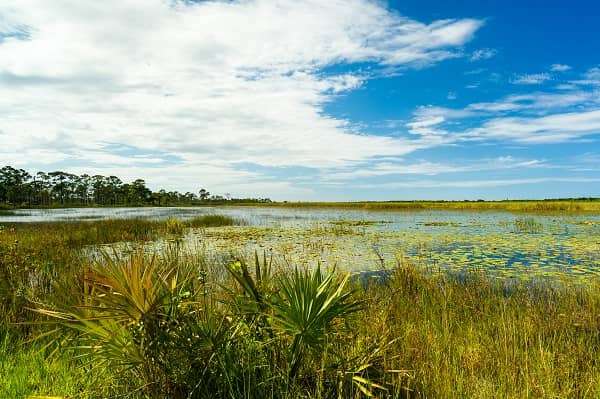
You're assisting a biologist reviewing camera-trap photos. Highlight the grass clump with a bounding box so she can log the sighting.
[165,217,187,235]
[186,214,242,227]
[513,217,543,233]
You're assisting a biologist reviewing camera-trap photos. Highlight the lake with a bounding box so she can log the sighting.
[2,206,600,278]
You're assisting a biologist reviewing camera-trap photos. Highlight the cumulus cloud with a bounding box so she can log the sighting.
[0,0,485,194]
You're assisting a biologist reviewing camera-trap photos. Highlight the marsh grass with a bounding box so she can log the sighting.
[3,219,600,398]
[360,261,600,397]
[187,214,245,227]
[0,216,240,327]
[247,200,600,213]
[513,217,543,233]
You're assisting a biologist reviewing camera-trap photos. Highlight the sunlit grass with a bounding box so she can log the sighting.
[245,199,600,213]
[187,214,245,227]
[3,216,600,397]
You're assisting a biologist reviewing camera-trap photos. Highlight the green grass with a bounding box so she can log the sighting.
[0,334,116,399]
[3,218,600,398]
[240,199,600,213]
[513,216,543,233]
[0,216,241,327]
[187,214,245,227]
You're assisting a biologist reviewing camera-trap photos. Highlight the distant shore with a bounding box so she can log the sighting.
[240,199,600,213]
[3,198,600,214]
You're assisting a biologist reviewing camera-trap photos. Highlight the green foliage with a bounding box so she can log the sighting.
[0,164,270,208]
[270,266,361,379]
[3,218,600,398]
[32,249,215,397]
[28,249,371,398]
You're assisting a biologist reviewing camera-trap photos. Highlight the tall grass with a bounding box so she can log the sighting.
[0,216,240,328]
[244,200,600,213]
[3,219,600,397]
[513,216,543,233]
[187,214,244,227]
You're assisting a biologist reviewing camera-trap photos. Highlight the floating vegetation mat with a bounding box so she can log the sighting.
[186,217,600,280]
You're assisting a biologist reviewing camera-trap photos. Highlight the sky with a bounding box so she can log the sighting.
[0,0,599,201]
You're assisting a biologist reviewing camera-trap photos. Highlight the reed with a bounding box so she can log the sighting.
[242,199,600,213]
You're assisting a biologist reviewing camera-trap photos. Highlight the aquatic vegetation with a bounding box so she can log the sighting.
[3,211,600,397]
[186,213,244,227]
[246,199,600,213]
[310,222,358,236]
[194,220,599,279]
[330,220,389,227]
[421,221,462,227]
[574,220,600,226]
[165,217,187,235]
[513,217,543,233]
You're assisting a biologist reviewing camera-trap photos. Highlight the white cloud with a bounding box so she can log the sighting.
[465,68,485,75]
[511,73,551,85]
[584,67,600,80]
[550,63,571,72]
[406,87,600,145]
[322,156,545,181]
[464,109,600,143]
[466,91,600,113]
[571,66,600,86]
[0,0,483,192]
[406,115,447,136]
[470,48,497,61]
[358,176,600,189]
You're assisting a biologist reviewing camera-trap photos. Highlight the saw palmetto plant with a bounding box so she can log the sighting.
[31,247,380,398]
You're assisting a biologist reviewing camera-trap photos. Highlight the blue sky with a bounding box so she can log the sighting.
[0,0,599,200]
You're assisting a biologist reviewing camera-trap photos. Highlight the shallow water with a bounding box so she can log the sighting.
[3,206,600,277]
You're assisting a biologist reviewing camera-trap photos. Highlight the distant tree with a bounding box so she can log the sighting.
[198,188,210,201]
[0,165,269,208]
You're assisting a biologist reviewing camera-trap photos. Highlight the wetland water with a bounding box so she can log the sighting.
[2,206,600,278]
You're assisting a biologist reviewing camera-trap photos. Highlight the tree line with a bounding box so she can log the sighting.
[0,165,271,207]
